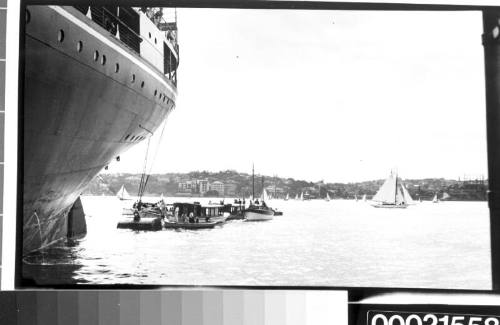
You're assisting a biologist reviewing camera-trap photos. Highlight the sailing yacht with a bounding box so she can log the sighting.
[355,194,358,202]
[285,193,289,201]
[371,172,413,208]
[295,193,299,200]
[325,192,331,202]
[300,192,304,201]
[441,192,450,201]
[244,166,274,221]
[362,194,367,202]
[432,194,439,203]
[116,185,132,200]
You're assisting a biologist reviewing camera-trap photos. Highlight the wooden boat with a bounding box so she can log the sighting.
[117,200,165,230]
[164,202,226,230]
[244,166,274,221]
[245,203,274,221]
[371,171,413,208]
[117,217,162,231]
[273,209,283,216]
[164,220,219,229]
[223,201,245,220]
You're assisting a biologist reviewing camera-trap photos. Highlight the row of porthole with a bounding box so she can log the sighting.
[148,32,158,45]
[54,26,170,103]
[124,134,145,142]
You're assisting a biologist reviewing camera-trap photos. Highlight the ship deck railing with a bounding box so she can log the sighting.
[74,6,179,86]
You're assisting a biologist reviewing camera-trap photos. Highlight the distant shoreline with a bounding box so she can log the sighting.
[85,170,488,202]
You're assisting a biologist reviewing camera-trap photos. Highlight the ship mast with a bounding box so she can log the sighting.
[261,176,265,201]
[252,163,255,200]
[394,172,398,205]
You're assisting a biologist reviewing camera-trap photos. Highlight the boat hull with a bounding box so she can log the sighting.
[23,6,176,254]
[371,203,408,209]
[164,221,220,230]
[117,218,162,231]
[244,209,274,221]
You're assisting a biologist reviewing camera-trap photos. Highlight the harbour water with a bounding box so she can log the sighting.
[23,196,491,289]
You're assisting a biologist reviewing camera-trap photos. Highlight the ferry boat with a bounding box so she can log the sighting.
[23,6,179,254]
[164,202,226,230]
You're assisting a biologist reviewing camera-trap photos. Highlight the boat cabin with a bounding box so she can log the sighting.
[171,202,225,223]
[201,205,224,218]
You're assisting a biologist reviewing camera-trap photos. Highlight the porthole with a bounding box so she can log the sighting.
[93,50,99,61]
[115,63,119,73]
[77,41,83,52]
[130,136,135,141]
[101,55,106,65]
[159,93,162,100]
[154,89,157,96]
[131,74,136,83]
[141,81,145,88]
[148,32,151,38]
[26,9,31,24]
[154,38,157,44]
[124,134,130,140]
[58,30,64,42]
[163,97,166,102]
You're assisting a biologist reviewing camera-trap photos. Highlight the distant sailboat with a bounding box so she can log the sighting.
[300,192,304,201]
[295,193,299,200]
[441,192,450,201]
[432,194,439,203]
[362,194,367,202]
[285,193,289,201]
[371,172,412,208]
[116,185,131,200]
[325,192,331,202]
[355,194,358,202]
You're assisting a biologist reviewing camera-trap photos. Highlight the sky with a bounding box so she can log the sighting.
[106,8,487,183]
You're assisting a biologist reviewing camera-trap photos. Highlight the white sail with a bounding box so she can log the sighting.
[300,192,304,201]
[362,194,367,201]
[261,188,270,202]
[401,183,414,205]
[355,194,358,201]
[116,185,130,200]
[432,194,438,203]
[372,174,397,204]
[441,192,450,200]
[326,192,331,201]
[395,186,405,205]
[285,193,289,200]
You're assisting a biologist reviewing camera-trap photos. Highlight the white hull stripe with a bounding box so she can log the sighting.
[50,6,176,97]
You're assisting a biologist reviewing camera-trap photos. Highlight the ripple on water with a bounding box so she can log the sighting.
[23,198,493,289]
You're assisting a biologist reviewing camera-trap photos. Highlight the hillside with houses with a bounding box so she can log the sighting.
[84,170,488,201]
